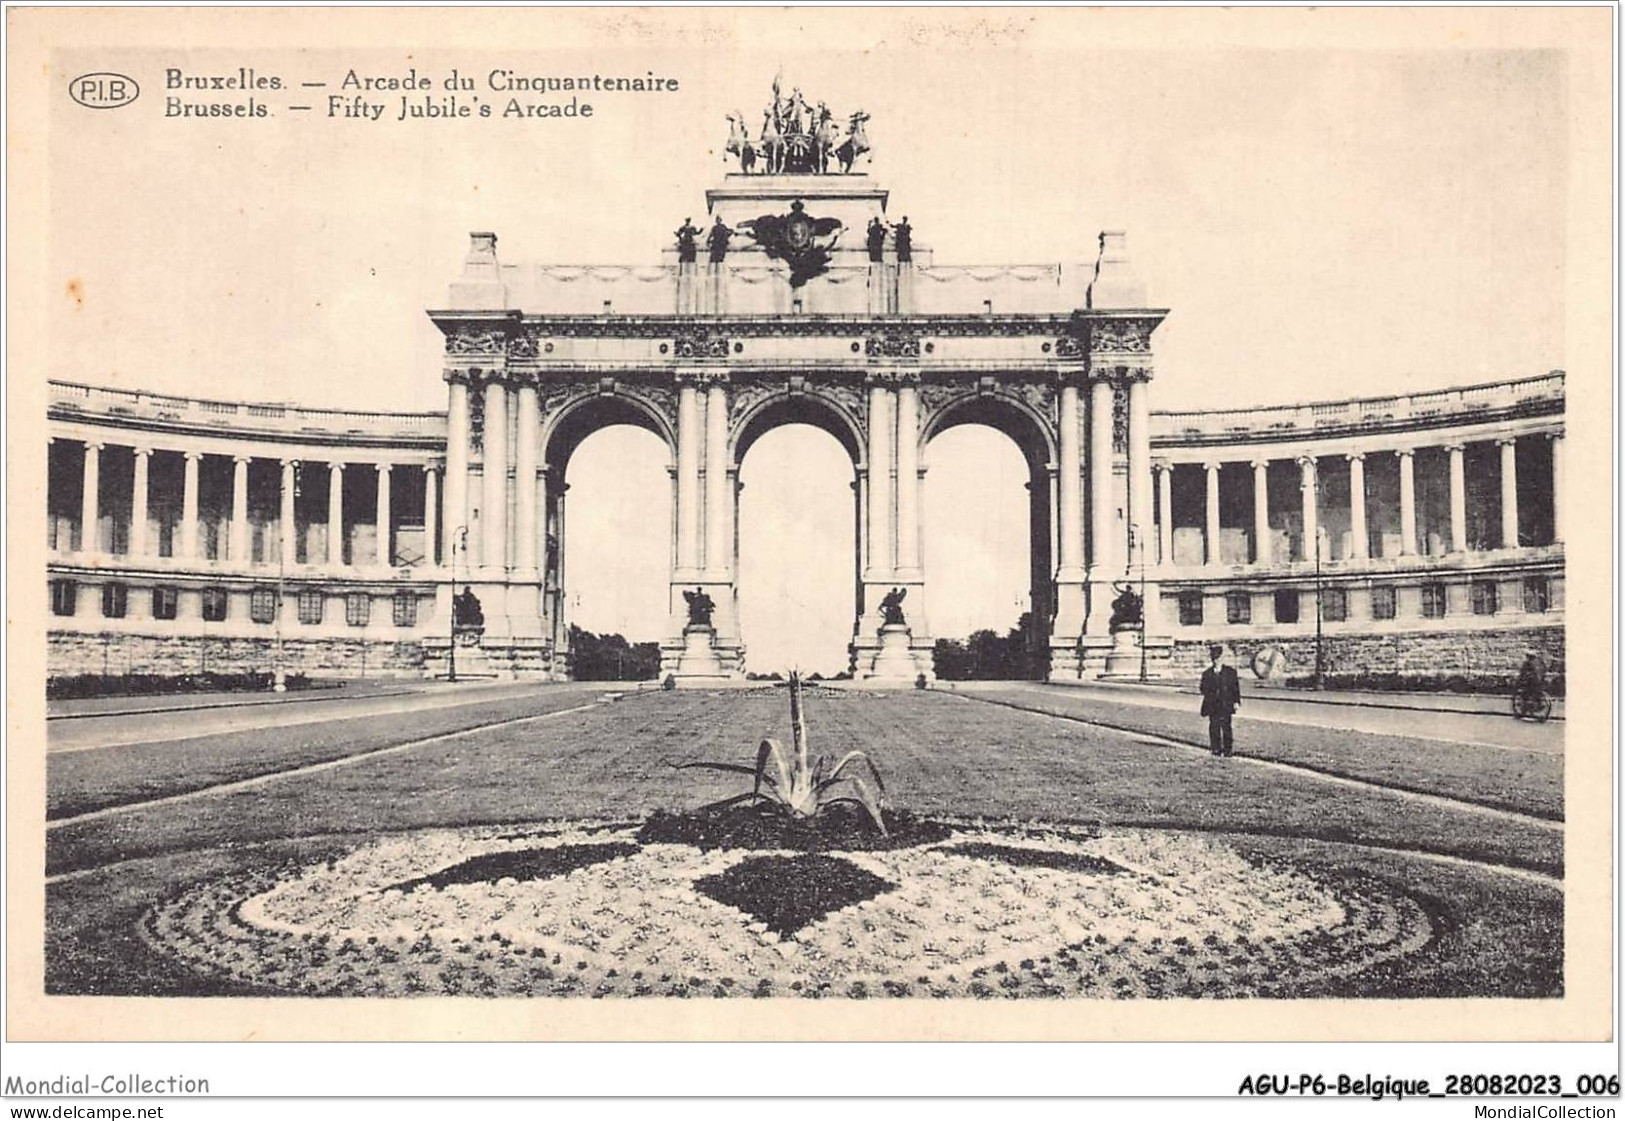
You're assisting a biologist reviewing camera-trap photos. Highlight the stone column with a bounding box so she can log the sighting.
[1127,376,1153,563]
[1498,437,1519,549]
[1251,458,1271,566]
[230,455,250,563]
[1052,378,1086,638]
[280,459,298,568]
[375,463,392,566]
[514,379,540,579]
[1346,453,1368,560]
[704,376,731,576]
[1087,377,1116,576]
[1549,433,1564,542]
[676,375,701,573]
[444,375,470,558]
[80,441,102,554]
[1298,455,1319,562]
[1156,463,1174,567]
[181,451,201,560]
[327,463,345,566]
[1447,443,1467,552]
[895,375,922,577]
[1397,449,1417,556]
[482,376,508,572]
[865,375,894,580]
[1204,461,1222,567]
[424,465,439,568]
[130,446,152,557]
[1053,380,1079,568]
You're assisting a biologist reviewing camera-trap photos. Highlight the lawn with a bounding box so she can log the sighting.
[45,685,1564,999]
[47,684,609,820]
[960,684,1563,820]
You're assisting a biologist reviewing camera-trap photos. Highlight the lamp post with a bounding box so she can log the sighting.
[447,525,467,683]
[1312,489,1326,691]
[273,463,301,693]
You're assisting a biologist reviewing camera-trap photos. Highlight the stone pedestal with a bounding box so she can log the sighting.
[425,626,500,680]
[1102,627,1143,678]
[662,623,731,682]
[855,623,922,683]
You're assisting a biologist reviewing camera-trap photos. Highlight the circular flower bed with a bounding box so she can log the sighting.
[141,819,1435,998]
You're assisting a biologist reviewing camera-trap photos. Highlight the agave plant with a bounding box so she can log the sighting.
[673,672,889,835]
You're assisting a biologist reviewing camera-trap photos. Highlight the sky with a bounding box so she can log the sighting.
[42,14,1576,670]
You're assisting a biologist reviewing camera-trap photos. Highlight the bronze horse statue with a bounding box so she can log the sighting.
[725,111,757,174]
[835,111,870,174]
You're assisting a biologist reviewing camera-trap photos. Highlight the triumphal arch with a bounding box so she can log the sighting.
[429,81,1167,681]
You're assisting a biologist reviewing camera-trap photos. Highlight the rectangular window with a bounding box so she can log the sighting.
[50,579,77,617]
[1421,583,1448,619]
[250,587,278,624]
[1273,588,1300,624]
[1177,590,1203,626]
[201,587,228,622]
[1320,588,1347,622]
[345,593,371,627]
[1225,591,1250,625]
[101,583,128,619]
[1370,585,1397,620]
[1523,576,1550,614]
[392,590,418,627]
[298,588,324,625]
[151,586,179,621]
[1471,581,1499,616]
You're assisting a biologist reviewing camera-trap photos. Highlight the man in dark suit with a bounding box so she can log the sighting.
[1199,643,1241,757]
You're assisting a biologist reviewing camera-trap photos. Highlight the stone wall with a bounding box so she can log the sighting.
[1167,624,1565,681]
[48,631,428,680]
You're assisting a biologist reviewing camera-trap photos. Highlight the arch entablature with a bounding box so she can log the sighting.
[918,379,1059,472]
[539,383,678,475]
[729,379,868,470]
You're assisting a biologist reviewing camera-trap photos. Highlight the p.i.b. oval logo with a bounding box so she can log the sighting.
[69,72,140,109]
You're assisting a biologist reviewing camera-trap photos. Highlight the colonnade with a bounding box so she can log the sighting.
[1156,432,1564,569]
[53,437,436,570]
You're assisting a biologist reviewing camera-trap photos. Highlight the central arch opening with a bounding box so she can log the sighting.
[923,401,1054,680]
[737,424,857,677]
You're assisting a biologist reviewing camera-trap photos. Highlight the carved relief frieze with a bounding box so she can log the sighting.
[1086,317,1156,355]
[672,327,731,360]
[1007,376,1059,425]
[632,381,679,432]
[523,315,1078,341]
[468,388,486,454]
[727,376,783,428]
[444,329,510,356]
[917,379,976,427]
[864,329,921,360]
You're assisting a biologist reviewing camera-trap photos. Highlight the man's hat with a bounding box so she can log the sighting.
[1208,644,1224,659]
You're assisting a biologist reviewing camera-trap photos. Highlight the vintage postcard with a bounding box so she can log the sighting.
[4,5,1615,1057]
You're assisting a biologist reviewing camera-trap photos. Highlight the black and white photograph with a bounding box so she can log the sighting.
[3,3,1617,1108]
